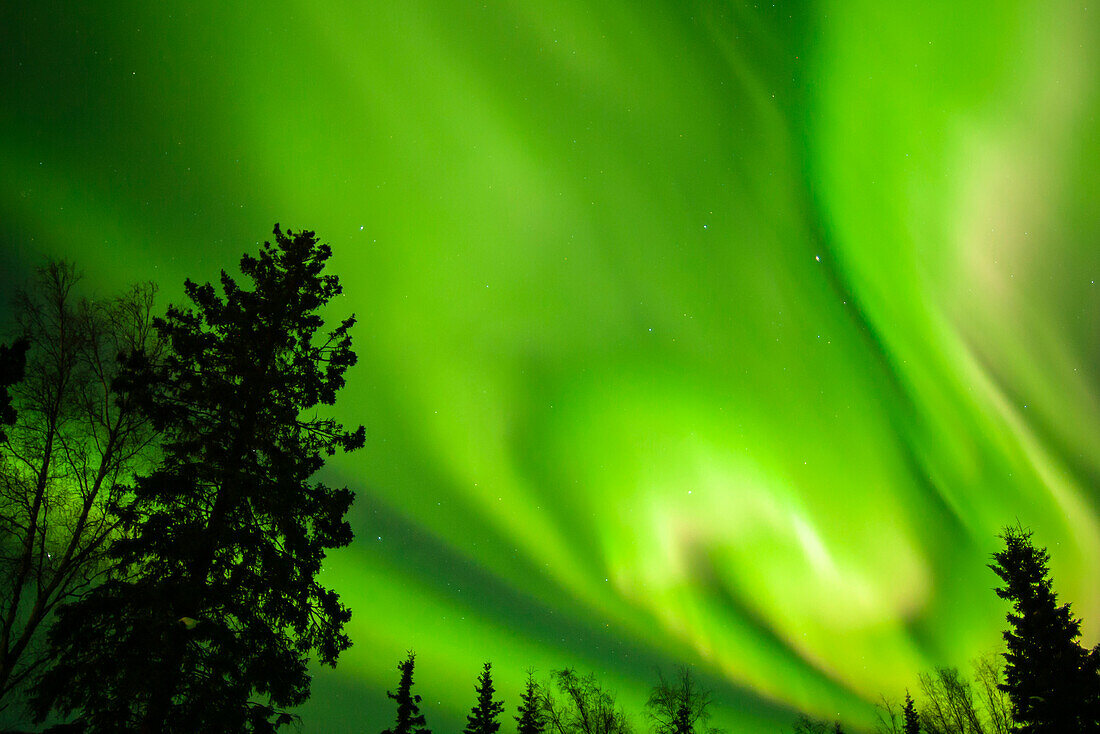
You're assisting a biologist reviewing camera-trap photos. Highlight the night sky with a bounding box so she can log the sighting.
[3,1,1100,732]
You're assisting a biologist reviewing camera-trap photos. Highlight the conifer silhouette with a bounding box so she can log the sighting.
[516,673,545,734]
[383,653,431,734]
[902,692,919,734]
[989,526,1098,733]
[464,662,504,734]
[30,227,364,732]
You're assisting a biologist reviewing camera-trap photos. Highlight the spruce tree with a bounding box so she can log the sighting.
[464,662,505,734]
[382,653,431,734]
[902,692,919,734]
[989,526,1096,733]
[515,673,545,734]
[30,226,364,732]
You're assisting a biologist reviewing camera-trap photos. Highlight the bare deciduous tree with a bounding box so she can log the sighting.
[0,261,159,715]
[791,714,845,733]
[540,668,632,734]
[971,654,1012,734]
[917,667,985,734]
[645,666,722,734]
[873,694,903,734]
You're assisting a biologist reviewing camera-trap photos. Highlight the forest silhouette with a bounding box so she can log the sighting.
[0,228,1098,732]
[375,526,1100,734]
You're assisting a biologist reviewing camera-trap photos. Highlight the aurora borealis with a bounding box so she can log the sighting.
[3,0,1100,731]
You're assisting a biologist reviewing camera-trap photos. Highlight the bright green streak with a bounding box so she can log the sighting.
[3,1,1099,731]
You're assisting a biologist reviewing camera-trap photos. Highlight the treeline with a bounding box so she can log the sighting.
[377,657,717,734]
[795,525,1100,732]
[379,527,1100,734]
[0,227,363,732]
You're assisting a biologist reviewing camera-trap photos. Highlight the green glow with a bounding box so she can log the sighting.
[3,1,1099,731]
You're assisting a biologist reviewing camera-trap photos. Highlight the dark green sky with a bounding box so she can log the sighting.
[3,1,1100,731]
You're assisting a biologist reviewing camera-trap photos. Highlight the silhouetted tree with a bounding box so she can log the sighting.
[540,668,631,734]
[917,667,984,734]
[791,714,844,734]
[989,526,1097,733]
[971,654,1011,734]
[873,695,903,734]
[0,264,159,715]
[516,673,546,734]
[382,653,430,734]
[464,662,504,734]
[30,227,364,732]
[645,666,721,734]
[903,692,920,734]
[0,338,28,442]
[885,658,1013,734]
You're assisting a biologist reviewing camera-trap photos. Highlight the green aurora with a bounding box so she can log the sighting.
[3,1,1100,731]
